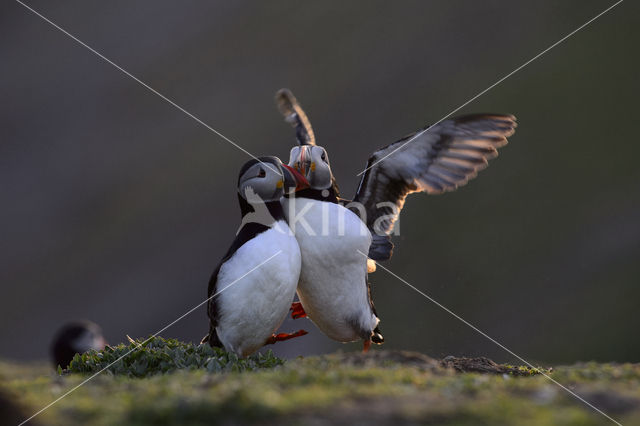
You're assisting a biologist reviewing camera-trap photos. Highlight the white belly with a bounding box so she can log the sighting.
[215,223,301,357]
[282,197,378,342]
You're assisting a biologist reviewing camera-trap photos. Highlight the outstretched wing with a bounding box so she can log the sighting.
[276,88,316,146]
[353,114,517,261]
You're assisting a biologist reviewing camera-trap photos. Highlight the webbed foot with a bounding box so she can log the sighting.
[290,302,307,319]
[264,329,308,345]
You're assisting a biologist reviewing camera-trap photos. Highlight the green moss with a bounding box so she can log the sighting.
[503,363,548,376]
[66,336,284,377]
[2,347,639,426]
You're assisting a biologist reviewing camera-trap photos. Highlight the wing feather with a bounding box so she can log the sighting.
[275,88,316,146]
[354,114,516,261]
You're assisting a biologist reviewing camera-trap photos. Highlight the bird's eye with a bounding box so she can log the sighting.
[321,152,327,162]
[258,168,266,178]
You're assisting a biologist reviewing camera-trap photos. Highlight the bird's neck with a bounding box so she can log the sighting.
[238,194,286,225]
[289,187,339,204]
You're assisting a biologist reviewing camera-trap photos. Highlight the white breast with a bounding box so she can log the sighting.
[215,222,301,357]
[281,197,378,342]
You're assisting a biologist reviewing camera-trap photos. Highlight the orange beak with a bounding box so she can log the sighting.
[282,164,310,192]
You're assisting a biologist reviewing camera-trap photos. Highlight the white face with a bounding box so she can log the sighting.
[288,145,332,190]
[71,329,105,352]
[238,161,285,202]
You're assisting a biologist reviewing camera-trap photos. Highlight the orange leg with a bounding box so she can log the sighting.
[290,302,307,319]
[362,339,371,353]
[264,329,308,345]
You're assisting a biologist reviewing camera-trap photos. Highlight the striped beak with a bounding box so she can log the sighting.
[282,164,309,192]
[294,145,312,177]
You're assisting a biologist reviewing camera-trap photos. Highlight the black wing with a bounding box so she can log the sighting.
[276,88,316,146]
[354,114,517,261]
[203,261,224,346]
[203,221,271,346]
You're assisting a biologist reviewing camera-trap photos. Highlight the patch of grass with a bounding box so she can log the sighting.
[66,336,284,377]
[441,355,549,376]
[502,363,549,376]
[2,348,639,426]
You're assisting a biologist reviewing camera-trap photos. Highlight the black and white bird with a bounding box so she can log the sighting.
[275,89,517,350]
[50,320,107,369]
[203,156,310,357]
[277,90,383,351]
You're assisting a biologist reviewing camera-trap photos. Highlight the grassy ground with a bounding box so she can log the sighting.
[2,347,640,426]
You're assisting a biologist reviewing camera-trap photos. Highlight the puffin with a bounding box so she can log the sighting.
[50,320,107,369]
[203,156,310,358]
[275,89,516,350]
[277,90,383,351]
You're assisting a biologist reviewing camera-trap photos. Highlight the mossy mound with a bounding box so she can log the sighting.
[66,336,284,377]
[2,346,639,425]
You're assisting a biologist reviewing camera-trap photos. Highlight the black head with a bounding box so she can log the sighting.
[50,320,106,369]
[237,157,308,203]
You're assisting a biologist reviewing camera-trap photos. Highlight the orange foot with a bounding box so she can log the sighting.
[362,339,371,353]
[290,302,307,319]
[264,329,308,345]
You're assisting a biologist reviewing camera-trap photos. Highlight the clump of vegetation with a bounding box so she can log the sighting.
[441,355,548,376]
[3,351,639,425]
[66,336,284,377]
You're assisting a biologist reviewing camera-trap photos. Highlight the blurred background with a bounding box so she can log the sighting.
[1,0,638,365]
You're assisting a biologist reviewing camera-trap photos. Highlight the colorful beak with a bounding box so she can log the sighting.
[282,164,310,192]
[296,145,312,176]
